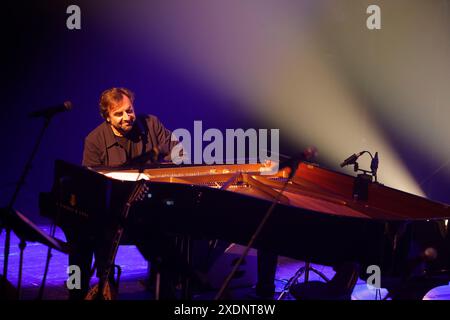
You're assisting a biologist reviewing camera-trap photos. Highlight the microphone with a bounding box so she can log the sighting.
[28,101,73,118]
[279,147,318,179]
[370,152,379,175]
[122,146,161,167]
[340,151,364,168]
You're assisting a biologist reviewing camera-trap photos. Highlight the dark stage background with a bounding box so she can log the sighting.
[2,0,450,222]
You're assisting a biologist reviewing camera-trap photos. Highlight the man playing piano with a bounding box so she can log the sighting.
[75,87,280,300]
[82,87,176,168]
[72,87,182,299]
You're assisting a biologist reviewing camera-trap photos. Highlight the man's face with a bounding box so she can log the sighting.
[106,95,136,136]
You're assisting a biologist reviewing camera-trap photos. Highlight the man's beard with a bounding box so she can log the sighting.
[115,122,134,136]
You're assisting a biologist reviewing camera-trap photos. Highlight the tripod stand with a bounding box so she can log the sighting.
[278,262,329,300]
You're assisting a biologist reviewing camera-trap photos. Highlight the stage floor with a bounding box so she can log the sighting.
[1,225,449,300]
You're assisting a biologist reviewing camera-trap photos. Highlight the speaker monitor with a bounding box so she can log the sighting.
[205,243,257,289]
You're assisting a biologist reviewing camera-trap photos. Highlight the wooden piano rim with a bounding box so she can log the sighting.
[96,163,450,222]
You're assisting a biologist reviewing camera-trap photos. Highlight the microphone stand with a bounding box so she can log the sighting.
[1,116,52,298]
[214,155,304,300]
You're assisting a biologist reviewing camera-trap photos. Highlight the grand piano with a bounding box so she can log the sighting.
[39,159,450,299]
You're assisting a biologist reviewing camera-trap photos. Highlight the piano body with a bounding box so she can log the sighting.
[39,160,450,299]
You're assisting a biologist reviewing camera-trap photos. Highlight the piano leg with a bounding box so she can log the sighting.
[135,234,189,299]
[176,235,193,300]
[256,250,278,299]
[64,229,94,300]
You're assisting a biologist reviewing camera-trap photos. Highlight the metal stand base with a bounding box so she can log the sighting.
[278,262,329,300]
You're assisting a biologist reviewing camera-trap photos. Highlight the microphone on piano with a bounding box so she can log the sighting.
[340,151,365,168]
[370,152,379,176]
[280,147,318,179]
[151,146,160,163]
[28,101,73,118]
[121,146,161,167]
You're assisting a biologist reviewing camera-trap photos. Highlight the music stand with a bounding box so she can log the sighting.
[1,208,68,252]
[0,207,69,299]
[2,113,54,298]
